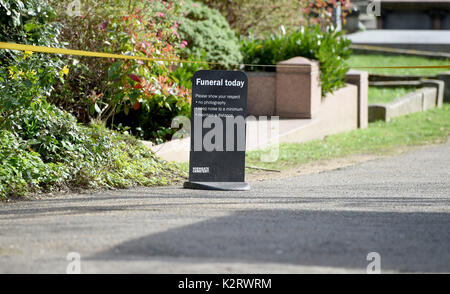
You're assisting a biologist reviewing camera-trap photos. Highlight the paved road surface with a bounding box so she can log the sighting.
[1,142,449,273]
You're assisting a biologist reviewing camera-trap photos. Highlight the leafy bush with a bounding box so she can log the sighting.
[9,102,91,164]
[0,0,62,46]
[241,26,352,96]
[49,0,243,142]
[0,0,65,126]
[178,0,242,69]
[48,0,112,123]
[98,4,191,143]
[1,102,186,199]
[0,130,60,198]
[171,53,210,90]
[49,0,193,143]
[0,1,187,199]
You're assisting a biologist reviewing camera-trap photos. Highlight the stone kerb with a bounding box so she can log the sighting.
[421,79,444,108]
[436,72,450,103]
[422,87,438,110]
[346,70,369,129]
[369,87,438,122]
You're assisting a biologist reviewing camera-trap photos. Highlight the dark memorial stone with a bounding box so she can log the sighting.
[183,70,250,191]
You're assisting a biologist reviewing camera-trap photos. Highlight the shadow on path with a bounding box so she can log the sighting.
[92,209,450,273]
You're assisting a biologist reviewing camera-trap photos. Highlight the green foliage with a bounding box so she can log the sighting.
[0,130,59,197]
[0,0,64,76]
[178,0,242,69]
[241,26,352,96]
[9,102,90,164]
[97,4,191,143]
[0,0,60,45]
[0,0,188,199]
[171,53,210,90]
[0,102,186,199]
[0,0,65,126]
[49,0,193,143]
[49,0,112,122]
[0,51,66,127]
[347,54,450,76]
[368,87,419,104]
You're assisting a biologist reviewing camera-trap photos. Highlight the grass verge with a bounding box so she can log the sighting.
[246,104,450,171]
[369,87,418,104]
[347,54,450,76]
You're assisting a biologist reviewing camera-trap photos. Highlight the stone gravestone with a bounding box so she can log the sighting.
[183,70,250,191]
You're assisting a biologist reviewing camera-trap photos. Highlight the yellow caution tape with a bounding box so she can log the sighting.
[0,41,198,63]
[1,41,450,70]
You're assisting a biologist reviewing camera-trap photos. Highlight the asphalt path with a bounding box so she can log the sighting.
[0,142,449,273]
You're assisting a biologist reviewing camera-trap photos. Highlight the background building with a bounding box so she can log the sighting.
[377,0,450,30]
[351,0,450,30]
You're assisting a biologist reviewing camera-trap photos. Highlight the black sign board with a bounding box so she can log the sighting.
[183,70,250,191]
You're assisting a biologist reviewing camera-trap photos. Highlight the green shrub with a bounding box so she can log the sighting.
[0,0,188,199]
[0,0,61,46]
[0,0,65,126]
[178,0,242,69]
[0,51,67,128]
[0,130,60,198]
[49,0,192,143]
[171,53,210,90]
[0,0,64,82]
[241,26,352,96]
[9,102,91,164]
[48,0,111,123]
[98,4,191,143]
[1,102,186,199]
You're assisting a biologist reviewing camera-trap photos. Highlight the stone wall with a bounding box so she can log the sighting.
[247,57,368,129]
[368,87,440,122]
